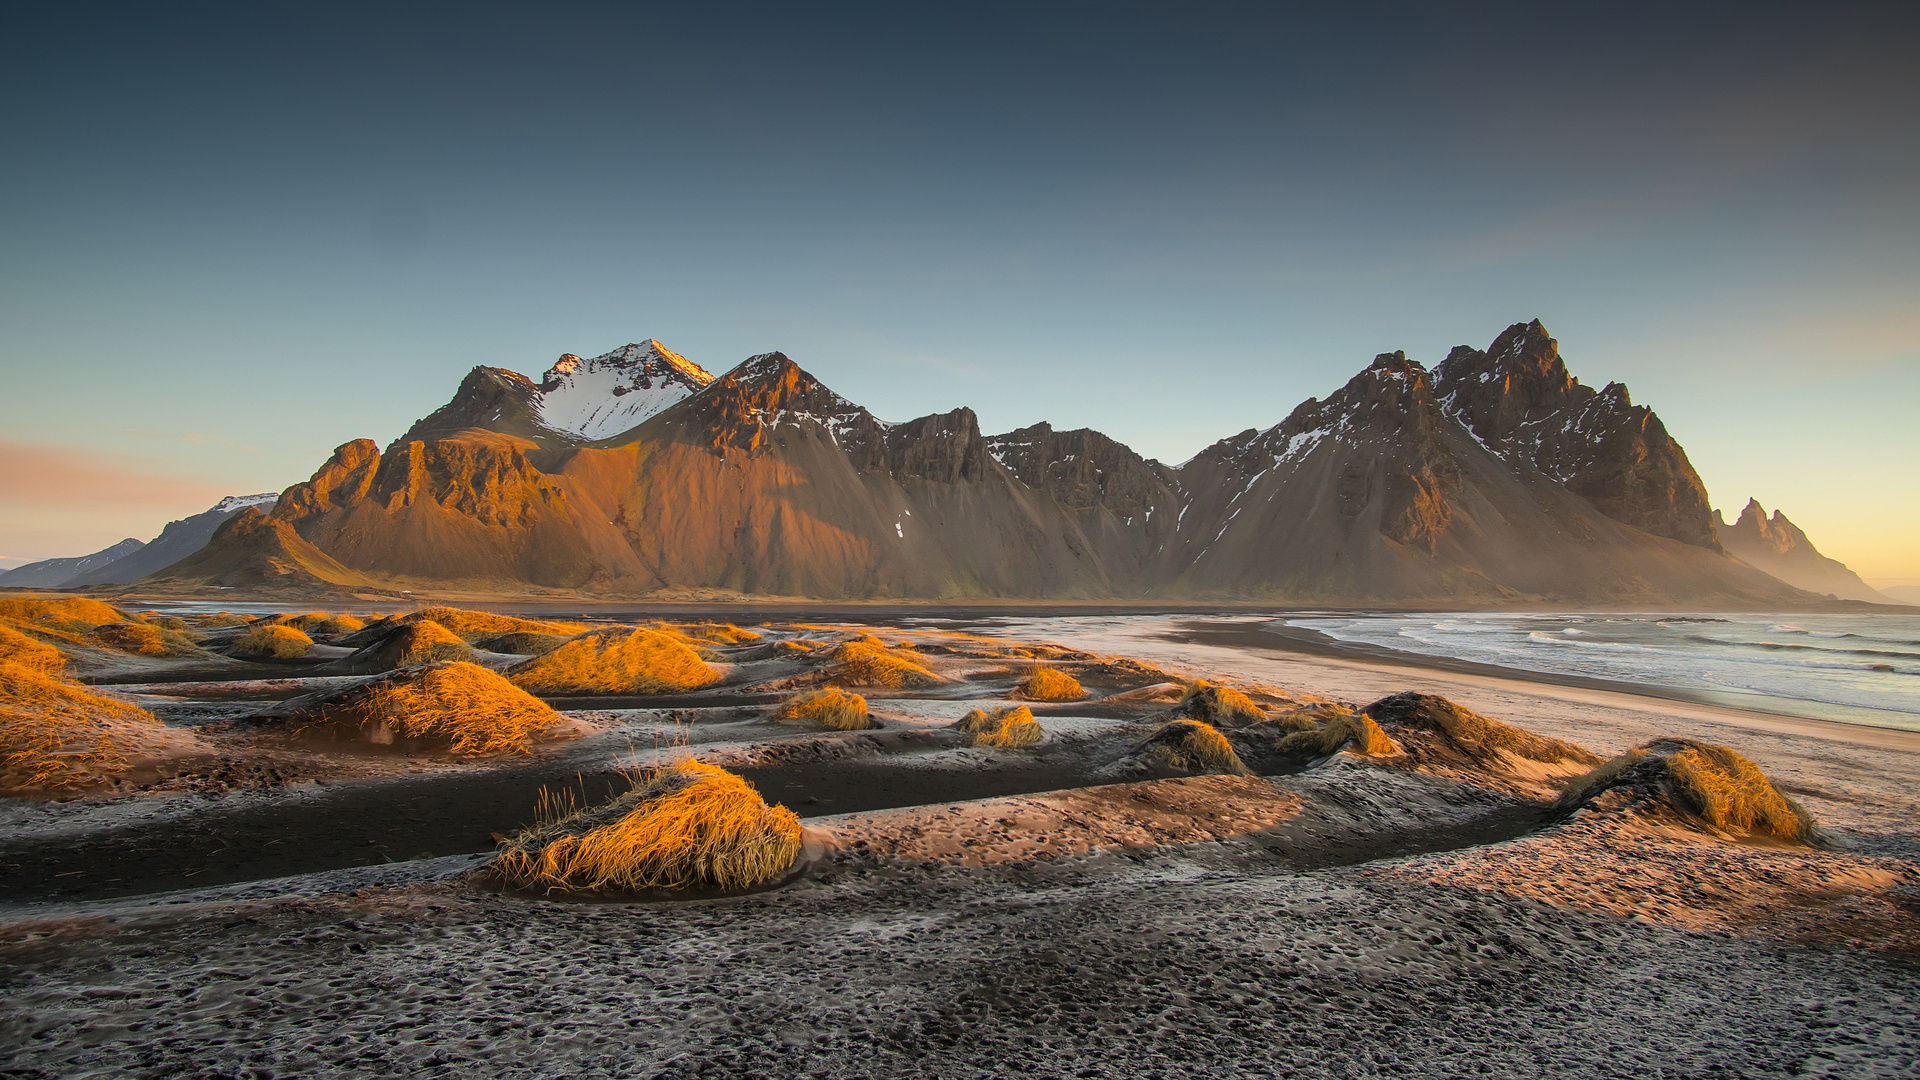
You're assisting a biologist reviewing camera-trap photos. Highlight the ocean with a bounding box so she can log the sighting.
[1282,611,1920,732]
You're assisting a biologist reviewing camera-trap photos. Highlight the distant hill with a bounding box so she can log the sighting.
[64,494,279,586]
[0,538,144,589]
[1879,585,1920,606]
[148,321,1828,606]
[1714,500,1898,604]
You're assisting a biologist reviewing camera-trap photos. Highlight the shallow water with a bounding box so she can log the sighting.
[1283,611,1920,732]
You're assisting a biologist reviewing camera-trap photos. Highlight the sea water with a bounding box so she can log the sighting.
[1285,611,1920,732]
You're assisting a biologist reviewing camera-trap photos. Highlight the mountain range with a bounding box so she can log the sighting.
[0,494,279,590]
[94,319,1883,607]
[1712,499,1896,604]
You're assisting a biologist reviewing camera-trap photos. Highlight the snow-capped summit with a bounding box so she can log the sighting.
[211,493,280,514]
[536,340,715,441]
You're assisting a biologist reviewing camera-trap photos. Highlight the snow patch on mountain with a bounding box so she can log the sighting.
[536,341,715,441]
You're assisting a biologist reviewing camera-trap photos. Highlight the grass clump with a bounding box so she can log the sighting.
[1362,692,1596,766]
[0,660,158,787]
[1278,711,1396,757]
[1017,667,1084,701]
[409,607,590,643]
[509,627,720,695]
[493,759,802,893]
[0,597,129,633]
[193,612,253,629]
[286,612,366,638]
[303,661,562,754]
[1564,738,1812,841]
[0,623,67,672]
[391,619,478,666]
[1180,680,1266,725]
[773,687,870,730]
[474,631,571,656]
[954,704,1042,748]
[233,623,315,660]
[664,622,762,646]
[91,622,205,658]
[1133,719,1250,775]
[831,635,941,689]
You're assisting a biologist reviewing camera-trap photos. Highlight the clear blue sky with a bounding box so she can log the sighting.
[3,2,1917,581]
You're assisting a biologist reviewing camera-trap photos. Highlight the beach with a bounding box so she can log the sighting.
[2,612,1915,1078]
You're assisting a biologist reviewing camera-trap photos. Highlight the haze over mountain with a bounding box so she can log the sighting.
[0,538,145,589]
[119,319,1836,608]
[1714,499,1900,605]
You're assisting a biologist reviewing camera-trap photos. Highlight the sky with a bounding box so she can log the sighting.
[2,2,1917,584]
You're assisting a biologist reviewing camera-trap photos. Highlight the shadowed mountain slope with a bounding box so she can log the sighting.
[150,325,1835,606]
[1715,499,1896,604]
[64,495,279,587]
[140,508,377,592]
[0,539,144,589]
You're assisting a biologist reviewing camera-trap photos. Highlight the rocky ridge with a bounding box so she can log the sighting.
[1714,499,1895,604]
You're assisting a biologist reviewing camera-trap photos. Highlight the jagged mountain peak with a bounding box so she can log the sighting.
[535,340,714,441]
[1715,498,1892,603]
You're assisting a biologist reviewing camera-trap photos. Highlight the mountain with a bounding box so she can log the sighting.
[0,538,145,589]
[1880,586,1920,606]
[1163,350,1796,603]
[137,507,378,592]
[152,323,1832,606]
[397,341,714,450]
[1714,499,1896,604]
[1431,320,1720,550]
[64,494,279,587]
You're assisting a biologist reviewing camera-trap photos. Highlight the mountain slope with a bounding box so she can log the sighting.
[1714,499,1895,604]
[163,322,1839,607]
[1433,321,1720,550]
[0,539,144,589]
[64,494,278,586]
[140,508,377,592]
[1164,352,1806,604]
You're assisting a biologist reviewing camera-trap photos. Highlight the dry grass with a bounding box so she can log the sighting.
[91,622,205,658]
[662,621,762,646]
[493,759,802,893]
[0,597,129,633]
[1561,739,1813,841]
[233,623,315,660]
[1017,667,1084,701]
[136,614,193,632]
[193,612,253,629]
[0,623,67,672]
[773,687,870,730]
[409,607,590,643]
[1134,719,1250,775]
[954,704,1042,748]
[509,628,720,695]
[1363,692,1597,766]
[0,660,158,787]
[475,631,572,656]
[1278,712,1396,757]
[287,612,367,637]
[831,635,941,689]
[392,620,478,666]
[1180,680,1267,725]
[304,661,562,754]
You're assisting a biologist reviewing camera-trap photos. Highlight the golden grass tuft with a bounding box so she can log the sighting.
[954,704,1042,748]
[286,612,367,637]
[1664,741,1811,839]
[1180,680,1267,725]
[1135,719,1250,775]
[392,619,478,666]
[1278,712,1396,757]
[409,607,590,643]
[1363,692,1595,766]
[831,635,941,689]
[773,687,870,730]
[91,622,204,658]
[305,661,561,755]
[233,623,315,660]
[0,660,158,786]
[1017,666,1084,701]
[0,623,67,672]
[508,628,720,695]
[194,612,253,628]
[493,759,802,893]
[0,597,129,633]
[662,621,763,646]
[475,631,572,656]
[137,614,193,632]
